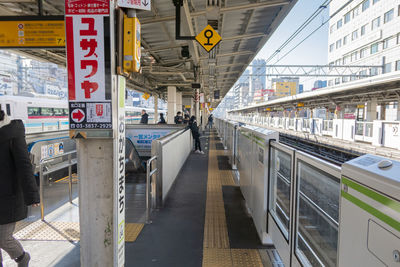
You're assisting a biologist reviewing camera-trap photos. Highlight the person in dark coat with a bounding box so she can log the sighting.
[189,116,204,154]
[140,109,149,124]
[183,114,190,124]
[0,110,39,267]
[158,113,166,124]
[207,114,214,129]
[174,111,183,124]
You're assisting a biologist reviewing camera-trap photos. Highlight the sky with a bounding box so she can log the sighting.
[231,0,331,92]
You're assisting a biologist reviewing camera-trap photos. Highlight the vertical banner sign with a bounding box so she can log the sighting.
[114,76,126,266]
[65,0,112,129]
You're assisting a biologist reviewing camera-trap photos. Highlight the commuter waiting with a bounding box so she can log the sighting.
[207,114,214,129]
[140,109,149,124]
[174,111,183,124]
[0,110,40,267]
[189,116,204,154]
[158,113,166,124]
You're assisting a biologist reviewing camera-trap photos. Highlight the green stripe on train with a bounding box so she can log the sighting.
[341,190,400,232]
[342,177,400,213]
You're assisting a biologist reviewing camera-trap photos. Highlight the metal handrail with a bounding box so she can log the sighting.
[39,150,77,221]
[146,156,158,224]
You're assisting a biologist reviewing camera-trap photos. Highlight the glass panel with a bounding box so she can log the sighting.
[269,147,292,240]
[355,122,364,135]
[28,107,40,116]
[295,160,340,267]
[41,108,54,116]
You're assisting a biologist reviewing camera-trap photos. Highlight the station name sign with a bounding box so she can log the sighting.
[0,16,65,48]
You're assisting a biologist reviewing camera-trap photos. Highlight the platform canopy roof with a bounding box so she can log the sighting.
[0,0,296,106]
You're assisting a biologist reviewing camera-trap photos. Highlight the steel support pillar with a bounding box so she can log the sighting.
[167,86,177,123]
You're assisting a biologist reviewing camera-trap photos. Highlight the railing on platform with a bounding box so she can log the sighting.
[146,156,158,224]
[39,150,77,221]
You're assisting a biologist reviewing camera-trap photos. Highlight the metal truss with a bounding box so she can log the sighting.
[243,64,385,78]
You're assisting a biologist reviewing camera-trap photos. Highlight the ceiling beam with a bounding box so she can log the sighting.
[140,1,290,24]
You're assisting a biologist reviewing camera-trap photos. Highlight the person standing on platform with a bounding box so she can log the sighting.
[174,111,183,124]
[207,114,214,129]
[158,113,166,124]
[183,114,190,124]
[140,109,149,124]
[0,110,40,267]
[189,116,204,154]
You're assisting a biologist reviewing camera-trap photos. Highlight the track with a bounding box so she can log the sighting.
[279,133,361,165]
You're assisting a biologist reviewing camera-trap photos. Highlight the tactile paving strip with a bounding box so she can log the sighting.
[14,221,80,241]
[231,249,263,267]
[125,223,144,242]
[202,132,263,267]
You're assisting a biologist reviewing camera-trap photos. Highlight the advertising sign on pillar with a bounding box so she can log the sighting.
[65,0,112,130]
[113,76,126,266]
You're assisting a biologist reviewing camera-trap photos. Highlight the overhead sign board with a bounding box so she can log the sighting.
[0,17,65,48]
[195,25,221,52]
[66,0,113,130]
[297,102,304,107]
[117,0,151,11]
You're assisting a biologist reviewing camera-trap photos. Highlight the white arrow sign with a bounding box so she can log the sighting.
[117,0,151,11]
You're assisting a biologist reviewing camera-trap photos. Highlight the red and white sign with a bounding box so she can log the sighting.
[66,0,112,129]
[117,0,151,11]
[71,108,85,123]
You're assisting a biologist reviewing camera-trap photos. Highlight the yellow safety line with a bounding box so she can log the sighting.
[54,174,78,183]
[202,131,263,267]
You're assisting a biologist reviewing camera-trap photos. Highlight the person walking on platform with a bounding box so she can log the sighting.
[140,109,149,124]
[174,111,183,124]
[158,113,166,124]
[0,110,40,267]
[207,114,214,129]
[189,116,204,154]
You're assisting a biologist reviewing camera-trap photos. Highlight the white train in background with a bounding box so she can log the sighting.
[0,95,166,133]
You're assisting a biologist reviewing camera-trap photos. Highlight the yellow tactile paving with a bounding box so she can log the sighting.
[125,223,144,242]
[14,221,80,241]
[231,249,263,267]
[203,248,233,267]
[202,131,263,267]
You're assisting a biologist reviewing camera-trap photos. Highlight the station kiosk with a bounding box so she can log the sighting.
[339,154,400,266]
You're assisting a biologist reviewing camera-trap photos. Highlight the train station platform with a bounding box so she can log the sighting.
[3,129,275,267]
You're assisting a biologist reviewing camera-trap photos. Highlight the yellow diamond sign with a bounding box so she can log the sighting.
[195,25,221,52]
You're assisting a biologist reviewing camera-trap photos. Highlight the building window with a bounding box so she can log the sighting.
[361,24,368,36]
[359,70,367,77]
[353,6,360,18]
[329,44,334,52]
[330,25,335,33]
[344,12,351,23]
[335,78,340,84]
[371,43,379,54]
[351,52,358,61]
[396,60,400,71]
[352,30,358,40]
[343,56,349,64]
[336,39,342,49]
[343,35,348,45]
[335,59,341,65]
[384,9,394,23]
[337,19,343,29]
[371,17,380,30]
[370,67,379,76]
[362,0,370,11]
[373,0,380,4]
[398,33,400,44]
[360,48,368,58]
[384,63,391,73]
[383,38,390,49]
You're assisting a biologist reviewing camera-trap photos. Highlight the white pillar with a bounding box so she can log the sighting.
[154,95,158,124]
[176,91,182,114]
[379,103,386,120]
[397,101,400,121]
[195,89,200,120]
[366,99,377,121]
[167,86,176,124]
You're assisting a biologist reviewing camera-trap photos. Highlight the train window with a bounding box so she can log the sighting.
[41,108,54,116]
[28,107,41,116]
[53,108,64,116]
[6,104,11,116]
